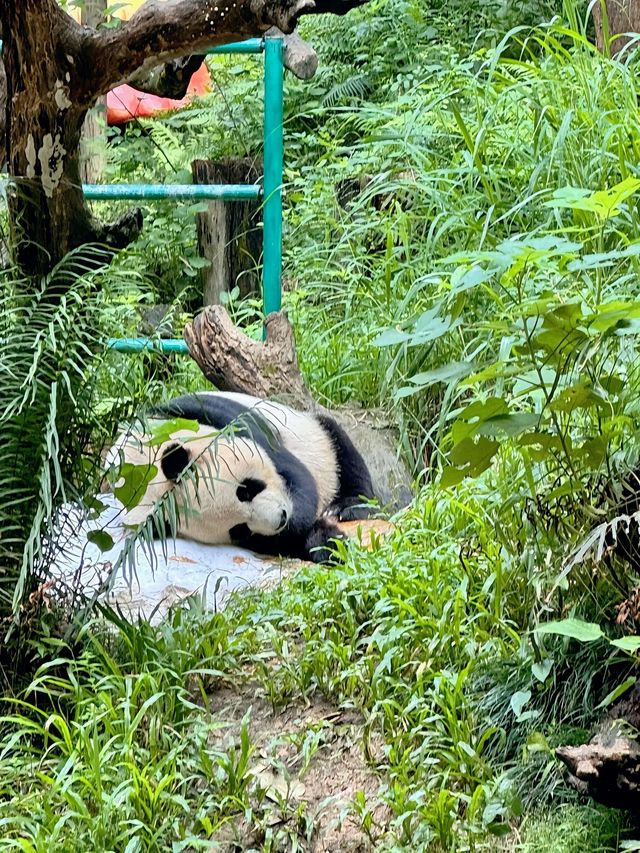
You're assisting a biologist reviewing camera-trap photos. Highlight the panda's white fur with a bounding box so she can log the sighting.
[107,423,293,544]
[194,392,339,512]
[106,392,375,562]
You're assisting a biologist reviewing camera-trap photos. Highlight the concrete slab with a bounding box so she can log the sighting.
[48,493,296,623]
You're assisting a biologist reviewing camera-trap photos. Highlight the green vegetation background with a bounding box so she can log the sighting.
[2,0,640,848]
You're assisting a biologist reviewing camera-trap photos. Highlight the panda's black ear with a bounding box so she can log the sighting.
[161,442,191,481]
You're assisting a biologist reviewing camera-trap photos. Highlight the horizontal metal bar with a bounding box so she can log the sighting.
[84,184,261,201]
[206,38,264,54]
[107,338,190,354]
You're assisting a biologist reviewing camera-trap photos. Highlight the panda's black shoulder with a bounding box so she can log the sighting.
[153,393,273,449]
[153,393,246,429]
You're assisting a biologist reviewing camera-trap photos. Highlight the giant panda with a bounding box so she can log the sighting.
[107,392,376,563]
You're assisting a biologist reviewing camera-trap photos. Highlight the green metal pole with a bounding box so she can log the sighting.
[206,38,264,54]
[262,35,284,317]
[84,184,260,201]
[107,338,190,353]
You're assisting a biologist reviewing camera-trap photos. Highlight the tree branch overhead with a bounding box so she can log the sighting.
[82,0,317,98]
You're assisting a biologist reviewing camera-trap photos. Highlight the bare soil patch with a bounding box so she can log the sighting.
[207,682,391,851]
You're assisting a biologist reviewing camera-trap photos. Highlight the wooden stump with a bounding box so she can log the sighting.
[192,158,263,306]
[557,682,640,810]
[185,305,312,405]
[557,724,640,810]
[80,0,107,185]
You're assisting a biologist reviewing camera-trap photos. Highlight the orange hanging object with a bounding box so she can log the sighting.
[106,62,212,125]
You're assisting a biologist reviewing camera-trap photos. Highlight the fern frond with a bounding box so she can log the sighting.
[322,74,372,109]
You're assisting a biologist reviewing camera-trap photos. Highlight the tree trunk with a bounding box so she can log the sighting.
[592,0,640,56]
[192,158,263,305]
[1,1,141,275]
[80,0,107,185]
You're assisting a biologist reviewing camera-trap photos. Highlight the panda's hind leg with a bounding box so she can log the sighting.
[316,414,376,521]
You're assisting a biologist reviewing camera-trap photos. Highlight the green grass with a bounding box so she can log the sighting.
[513,805,625,853]
[4,0,640,850]
[0,479,634,850]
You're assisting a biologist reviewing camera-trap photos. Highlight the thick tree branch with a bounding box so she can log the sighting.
[185,305,313,406]
[127,54,207,99]
[266,27,318,79]
[80,0,316,99]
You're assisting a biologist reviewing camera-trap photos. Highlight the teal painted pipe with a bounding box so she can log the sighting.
[206,38,264,54]
[262,36,284,317]
[84,184,260,201]
[107,338,190,354]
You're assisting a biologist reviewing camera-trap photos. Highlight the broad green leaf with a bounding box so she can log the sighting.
[439,465,466,488]
[147,418,200,446]
[535,618,604,642]
[574,437,607,468]
[447,436,500,480]
[86,530,115,553]
[450,264,492,293]
[510,689,531,720]
[550,383,608,413]
[517,432,564,462]
[531,658,553,683]
[486,821,511,838]
[531,327,587,356]
[114,462,158,511]
[610,636,640,652]
[568,243,640,272]
[85,495,107,519]
[477,412,540,438]
[595,676,636,710]
[410,311,458,345]
[544,186,591,210]
[394,386,420,400]
[408,361,474,387]
[545,178,640,220]
[372,328,412,347]
[451,397,509,444]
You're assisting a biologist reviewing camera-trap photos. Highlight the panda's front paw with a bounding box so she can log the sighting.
[305,517,346,564]
[329,498,376,522]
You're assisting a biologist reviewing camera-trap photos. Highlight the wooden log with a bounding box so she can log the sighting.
[556,723,640,810]
[192,158,263,306]
[592,0,640,56]
[556,681,640,810]
[184,305,312,405]
[265,26,318,79]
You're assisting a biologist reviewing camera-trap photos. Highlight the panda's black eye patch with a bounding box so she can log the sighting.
[161,442,191,481]
[236,477,266,502]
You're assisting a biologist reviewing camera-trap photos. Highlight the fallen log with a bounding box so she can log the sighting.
[184,305,312,406]
[556,680,640,810]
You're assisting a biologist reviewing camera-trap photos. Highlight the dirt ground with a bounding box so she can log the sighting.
[206,681,391,852]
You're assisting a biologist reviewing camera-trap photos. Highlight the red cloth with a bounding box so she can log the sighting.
[107,63,211,125]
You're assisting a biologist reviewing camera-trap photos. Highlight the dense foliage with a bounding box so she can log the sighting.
[2,0,640,849]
